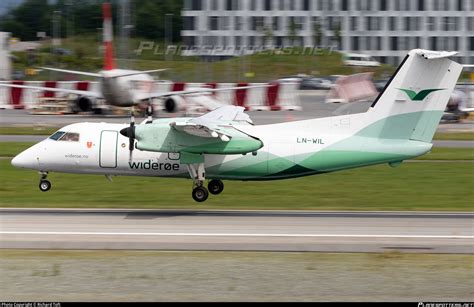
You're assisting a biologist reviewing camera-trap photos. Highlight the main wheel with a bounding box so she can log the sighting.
[208,179,224,195]
[39,180,51,192]
[192,186,209,202]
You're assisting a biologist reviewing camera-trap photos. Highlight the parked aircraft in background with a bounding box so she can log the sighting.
[0,2,260,115]
[11,50,468,202]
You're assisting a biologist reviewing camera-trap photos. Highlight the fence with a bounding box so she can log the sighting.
[0,80,301,112]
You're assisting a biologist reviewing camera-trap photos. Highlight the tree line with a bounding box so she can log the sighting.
[0,0,183,41]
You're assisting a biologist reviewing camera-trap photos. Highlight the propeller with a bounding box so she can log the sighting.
[120,111,136,162]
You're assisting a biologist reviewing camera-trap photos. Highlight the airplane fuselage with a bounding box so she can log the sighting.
[12,115,432,181]
[100,69,154,107]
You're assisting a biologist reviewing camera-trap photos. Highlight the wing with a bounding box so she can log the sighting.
[170,106,255,142]
[39,67,102,78]
[134,84,271,102]
[0,83,103,98]
[170,121,232,142]
[192,105,252,124]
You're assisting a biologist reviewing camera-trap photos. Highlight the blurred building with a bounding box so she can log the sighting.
[0,32,11,80]
[181,0,474,65]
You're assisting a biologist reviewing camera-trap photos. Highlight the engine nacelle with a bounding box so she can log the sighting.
[163,95,186,113]
[72,96,95,113]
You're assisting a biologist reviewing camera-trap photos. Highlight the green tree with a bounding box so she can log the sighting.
[262,25,274,48]
[312,18,323,46]
[134,0,183,41]
[0,0,184,41]
[1,0,51,40]
[332,21,342,50]
[288,18,298,46]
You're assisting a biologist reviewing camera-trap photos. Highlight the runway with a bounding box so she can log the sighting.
[1,209,472,253]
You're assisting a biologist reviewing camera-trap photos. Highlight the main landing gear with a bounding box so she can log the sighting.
[39,172,51,192]
[208,179,224,195]
[187,163,224,202]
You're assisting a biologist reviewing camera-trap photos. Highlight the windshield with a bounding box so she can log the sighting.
[49,131,65,141]
[60,132,80,142]
[48,131,80,142]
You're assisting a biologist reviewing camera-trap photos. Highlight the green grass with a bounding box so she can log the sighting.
[0,158,472,210]
[417,148,474,160]
[433,132,474,141]
[1,142,472,210]
[0,142,36,157]
[0,127,58,136]
[14,35,395,82]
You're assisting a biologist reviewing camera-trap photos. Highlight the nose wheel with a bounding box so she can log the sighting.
[38,172,51,192]
[39,180,51,192]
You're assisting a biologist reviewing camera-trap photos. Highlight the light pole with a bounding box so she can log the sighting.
[97,27,103,60]
[51,10,61,79]
[119,0,132,68]
[165,13,173,61]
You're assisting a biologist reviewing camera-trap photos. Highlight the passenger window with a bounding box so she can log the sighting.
[60,132,80,142]
[49,131,65,141]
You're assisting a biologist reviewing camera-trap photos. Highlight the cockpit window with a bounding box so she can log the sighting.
[49,131,65,140]
[60,132,80,142]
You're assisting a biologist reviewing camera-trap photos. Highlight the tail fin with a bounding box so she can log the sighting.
[102,2,115,71]
[366,49,463,142]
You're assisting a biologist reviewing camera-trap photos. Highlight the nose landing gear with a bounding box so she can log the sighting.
[39,172,51,192]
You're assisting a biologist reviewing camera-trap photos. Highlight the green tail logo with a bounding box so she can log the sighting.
[398,88,445,101]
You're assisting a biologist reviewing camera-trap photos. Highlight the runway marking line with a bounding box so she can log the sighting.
[1,231,473,239]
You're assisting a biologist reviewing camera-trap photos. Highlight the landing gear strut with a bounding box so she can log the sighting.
[145,103,154,124]
[39,172,51,192]
[187,162,209,202]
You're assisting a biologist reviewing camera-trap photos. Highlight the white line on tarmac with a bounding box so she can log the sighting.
[1,231,473,239]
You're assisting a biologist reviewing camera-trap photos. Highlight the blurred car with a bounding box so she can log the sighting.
[12,70,25,80]
[343,53,381,67]
[300,77,334,90]
[52,47,73,56]
[374,78,390,92]
[276,74,310,83]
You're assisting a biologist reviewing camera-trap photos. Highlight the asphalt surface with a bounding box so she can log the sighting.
[1,94,473,129]
[0,209,472,254]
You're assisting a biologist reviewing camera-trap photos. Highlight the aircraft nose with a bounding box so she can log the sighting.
[11,148,37,169]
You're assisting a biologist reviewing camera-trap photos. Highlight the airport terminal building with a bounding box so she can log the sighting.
[181,0,474,65]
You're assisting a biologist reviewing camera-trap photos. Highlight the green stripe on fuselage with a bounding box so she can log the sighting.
[206,112,436,180]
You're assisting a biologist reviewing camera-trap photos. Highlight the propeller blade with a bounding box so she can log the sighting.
[120,110,136,162]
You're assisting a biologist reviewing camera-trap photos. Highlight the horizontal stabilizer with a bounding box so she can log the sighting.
[415,50,458,60]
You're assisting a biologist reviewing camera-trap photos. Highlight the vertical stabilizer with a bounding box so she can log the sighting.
[102,2,115,71]
[366,50,463,142]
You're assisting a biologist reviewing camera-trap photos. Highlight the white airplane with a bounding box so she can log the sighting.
[0,2,260,114]
[11,49,467,202]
